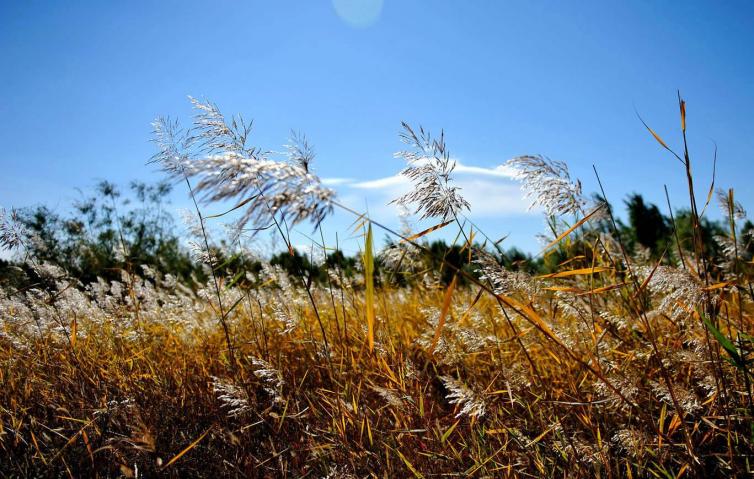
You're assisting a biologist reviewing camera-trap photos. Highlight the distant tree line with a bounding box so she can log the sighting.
[2,181,753,291]
[1,180,198,289]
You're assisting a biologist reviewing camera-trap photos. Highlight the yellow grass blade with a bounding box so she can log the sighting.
[461,227,475,259]
[464,444,507,476]
[639,115,670,150]
[430,274,458,354]
[526,424,557,447]
[162,426,212,470]
[496,294,565,347]
[403,219,453,242]
[576,282,626,296]
[543,286,581,293]
[649,126,669,149]
[441,419,460,443]
[540,204,604,255]
[50,417,97,464]
[704,281,731,291]
[392,446,424,479]
[349,212,368,234]
[460,287,484,321]
[558,255,586,267]
[363,224,375,352]
[537,266,611,279]
[30,430,47,465]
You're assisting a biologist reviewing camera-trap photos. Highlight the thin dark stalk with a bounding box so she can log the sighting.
[256,188,335,379]
[664,185,687,269]
[183,173,237,373]
[319,226,343,347]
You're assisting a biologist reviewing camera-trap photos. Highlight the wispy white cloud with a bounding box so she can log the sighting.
[351,175,409,189]
[321,177,354,186]
[344,160,517,190]
[454,162,518,179]
[457,179,531,216]
[325,160,533,220]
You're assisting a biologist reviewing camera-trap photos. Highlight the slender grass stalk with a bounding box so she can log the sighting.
[363,223,375,353]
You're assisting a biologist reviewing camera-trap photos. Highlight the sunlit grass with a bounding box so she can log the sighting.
[1,95,753,477]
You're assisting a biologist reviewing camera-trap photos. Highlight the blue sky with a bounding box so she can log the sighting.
[1,1,753,255]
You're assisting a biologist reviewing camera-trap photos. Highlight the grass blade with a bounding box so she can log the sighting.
[162,426,212,470]
[403,219,453,243]
[539,204,604,255]
[363,223,375,352]
[430,274,458,354]
[537,266,611,279]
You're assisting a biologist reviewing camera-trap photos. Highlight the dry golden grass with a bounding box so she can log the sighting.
[1,260,753,477]
[2,95,753,477]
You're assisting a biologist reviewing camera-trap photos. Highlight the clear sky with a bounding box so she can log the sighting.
[1,1,753,254]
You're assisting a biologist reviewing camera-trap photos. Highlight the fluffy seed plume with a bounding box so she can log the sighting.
[151,98,335,232]
[717,188,746,220]
[440,375,486,419]
[391,123,469,221]
[473,250,539,296]
[250,357,285,404]
[0,207,25,251]
[505,155,585,216]
[211,376,251,418]
[639,265,708,320]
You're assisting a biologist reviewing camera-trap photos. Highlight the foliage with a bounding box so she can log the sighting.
[1,180,200,289]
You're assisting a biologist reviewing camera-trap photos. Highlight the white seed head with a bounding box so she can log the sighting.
[505,155,585,216]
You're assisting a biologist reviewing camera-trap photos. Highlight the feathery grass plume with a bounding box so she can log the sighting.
[649,380,702,415]
[391,123,469,221]
[415,308,460,364]
[378,207,423,277]
[378,241,421,275]
[473,250,539,296]
[415,306,496,364]
[439,375,486,419]
[151,98,335,232]
[211,376,251,418]
[323,466,358,479]
[0,207,26,251]
[715,188,749,272]
[6,95,754,477]
[505,155,585,216]
[250,357,285,404]
[717,187,746,220]
[638,265,708,320]
[285,130,315,173]
[371,385,408,410]
[593,375,639,412]
[611,429,649,459]
[714,234,742,272]
[272,300,299,333]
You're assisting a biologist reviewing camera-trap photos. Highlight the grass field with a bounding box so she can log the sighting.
[1,97,753,478]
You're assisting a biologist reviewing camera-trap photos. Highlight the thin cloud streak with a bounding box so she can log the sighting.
[342,160,518,190]
[325,160,534,220]
[321,177,354,186]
